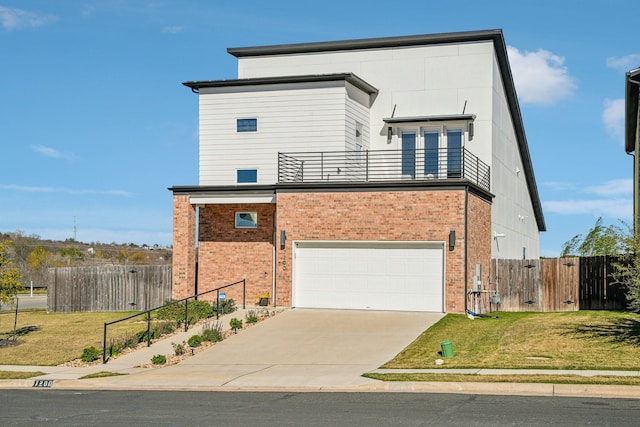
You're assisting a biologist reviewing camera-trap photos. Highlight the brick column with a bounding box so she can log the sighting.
[172,195,196,300]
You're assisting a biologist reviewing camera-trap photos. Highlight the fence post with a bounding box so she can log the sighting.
[216,290,220,320]
[147,310,151,347]
[102,322,107,364]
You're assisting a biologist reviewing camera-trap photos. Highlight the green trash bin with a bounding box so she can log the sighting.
[440,340,454,357]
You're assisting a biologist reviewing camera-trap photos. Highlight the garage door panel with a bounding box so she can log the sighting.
[293,242,444,312]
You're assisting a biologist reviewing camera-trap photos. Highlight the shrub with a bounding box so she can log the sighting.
[122,332,138,350]
[214,298,236,316]
[156,299,215,326]
[245,310,259,324]
[229,318,243,333]
[80,346,100,363]
[151,354,166,365]
[201,321,223,343]
[188,334,203,348]
[155,321,177,335]
[172,341,187,356]
[108,339,123,357]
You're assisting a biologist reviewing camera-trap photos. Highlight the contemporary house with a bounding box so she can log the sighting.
[170,29,545,313]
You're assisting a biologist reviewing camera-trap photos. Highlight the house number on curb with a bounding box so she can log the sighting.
[32,380,53,388]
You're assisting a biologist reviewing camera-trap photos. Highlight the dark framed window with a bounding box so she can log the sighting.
[237,169,258,183]
[237,118,257,132]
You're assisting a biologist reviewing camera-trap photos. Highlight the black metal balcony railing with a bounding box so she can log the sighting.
[278,148,490,191]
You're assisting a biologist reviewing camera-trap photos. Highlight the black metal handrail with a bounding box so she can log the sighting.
[278,148,490,191]
[102,279,246,364]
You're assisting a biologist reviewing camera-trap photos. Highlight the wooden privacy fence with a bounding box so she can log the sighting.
[47,265,172,312]
[489,256,627,312]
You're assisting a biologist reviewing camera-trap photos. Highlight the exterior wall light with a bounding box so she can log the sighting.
[387,126,393,143]
[449,230,455,251]
[280,230,286,249]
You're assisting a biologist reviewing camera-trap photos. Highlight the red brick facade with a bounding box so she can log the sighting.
[172,187,492,313]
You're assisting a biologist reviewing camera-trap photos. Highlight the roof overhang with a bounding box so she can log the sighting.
[625,68,640,154]
[170,181,493,204]
[170,185,276,204]
[182,73,378,96]
[228,29,505,57]
[384,114,476,124]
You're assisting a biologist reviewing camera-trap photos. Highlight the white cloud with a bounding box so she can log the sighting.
[162,25,184,34]
[543,181,577,191]
[0,5,57,31]
[584,178,632,196]
[507,46,577,105]
[0,184,134,197]
[543,198,631,219]
[543,178,633,220]
[32,145,78,160]
[602,98,625,141]
[606,54,640,72]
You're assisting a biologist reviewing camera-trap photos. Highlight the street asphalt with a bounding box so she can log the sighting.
[1,308,640,399]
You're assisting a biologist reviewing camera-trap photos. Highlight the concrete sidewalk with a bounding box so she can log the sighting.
[2,309,640,398]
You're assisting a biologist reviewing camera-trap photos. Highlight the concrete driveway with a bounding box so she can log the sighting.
[92,309,444,390]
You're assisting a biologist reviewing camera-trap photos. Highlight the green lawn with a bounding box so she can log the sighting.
[383,311,640,371]
[0,309,146,366]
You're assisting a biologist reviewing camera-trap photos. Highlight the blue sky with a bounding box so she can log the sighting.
[0,1,637,256]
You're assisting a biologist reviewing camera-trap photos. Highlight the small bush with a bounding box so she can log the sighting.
[80,346,100,363]
[151,354,166,365]
[122,332,139,350]
[229,318,243,333]
[172,341,187,356]
[188,334,203,348]
[138,328,162,343]
[245,310,259,324]
[201,321,223,343]
[214,298,236,316]
[108,339,123,357]
[156,299,215,326]
[156,321,177,335]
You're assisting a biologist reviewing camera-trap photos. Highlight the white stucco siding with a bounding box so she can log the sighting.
[237,42,496,153]
[198,83,348,185]
[489,55,540,259]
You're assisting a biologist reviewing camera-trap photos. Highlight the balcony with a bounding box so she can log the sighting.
[278,148,490,191]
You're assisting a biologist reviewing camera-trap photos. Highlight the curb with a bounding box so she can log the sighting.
[3,378,640,399]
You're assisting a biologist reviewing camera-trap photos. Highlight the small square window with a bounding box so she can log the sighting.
[237,118,257,132]
[237,169,257,183]
[235,212,257,228]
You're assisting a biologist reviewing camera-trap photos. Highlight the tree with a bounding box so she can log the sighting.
[560,217,624,257]
[612,223,640,312]
[0,240,23,305]
[27,246,53,287]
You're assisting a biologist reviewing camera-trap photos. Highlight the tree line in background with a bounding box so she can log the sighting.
[0,231,173,302]
[560,217,640,312]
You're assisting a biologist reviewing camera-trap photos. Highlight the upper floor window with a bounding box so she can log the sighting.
[237,118,257,132]
[237,169,257,183]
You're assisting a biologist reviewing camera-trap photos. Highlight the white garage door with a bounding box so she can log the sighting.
[293,241,444,312]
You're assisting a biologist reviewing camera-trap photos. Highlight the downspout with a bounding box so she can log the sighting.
[627,71,640,233]
[194,204,200,299]
[272,204,277,307]
[464,187,469,314]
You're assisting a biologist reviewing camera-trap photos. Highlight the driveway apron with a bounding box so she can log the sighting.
[94,309,444,390]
